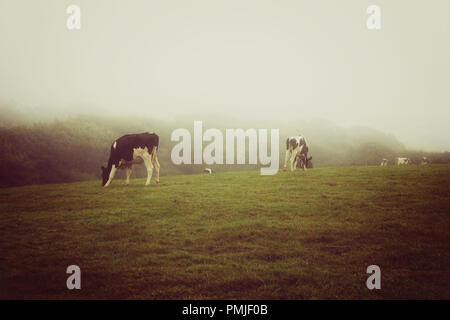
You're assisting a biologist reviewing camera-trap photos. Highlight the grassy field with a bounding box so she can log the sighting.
[0,165,449,299]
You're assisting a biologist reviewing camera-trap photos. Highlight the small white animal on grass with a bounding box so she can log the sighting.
[397,157,411,165]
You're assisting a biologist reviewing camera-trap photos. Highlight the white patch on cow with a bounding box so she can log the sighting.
[130,147,160,185]
[136,147,154,186]
[113,141,117,149]
[397,157,410,165]
[133,147,148,160]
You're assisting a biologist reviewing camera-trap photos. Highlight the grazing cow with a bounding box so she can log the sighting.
[380,158,388,166]
[101,132,160,187]
[284,135,311,171]
[421,156,429,165]
[397,157,411,165]
[203,168,214,174]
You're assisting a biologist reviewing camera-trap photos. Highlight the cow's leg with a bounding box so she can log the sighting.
[104,165,117,187]
[302,155,307,171]
[151,148,160,184]
[283,149,291,171]
[125,166,132,185]
[290,153,296,171]
[142,153,154,186]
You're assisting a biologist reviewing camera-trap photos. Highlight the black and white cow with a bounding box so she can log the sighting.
[397,157,411,165]
[284,135,311,171]
[101,132,160,187]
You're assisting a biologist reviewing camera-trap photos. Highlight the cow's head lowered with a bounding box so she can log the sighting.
[101,166,110,187]
[296,154,312,169]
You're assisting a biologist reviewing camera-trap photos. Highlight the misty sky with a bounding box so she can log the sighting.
[0,0,449,151]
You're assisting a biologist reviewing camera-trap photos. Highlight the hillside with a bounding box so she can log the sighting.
[1,165,449,299]
[1,111,449,187]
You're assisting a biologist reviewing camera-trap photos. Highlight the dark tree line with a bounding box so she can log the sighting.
[0,115,449,187]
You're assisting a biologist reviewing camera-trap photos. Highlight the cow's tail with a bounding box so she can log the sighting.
[151,135,158,161]
[151,145,158,161]
[151,136,160,183]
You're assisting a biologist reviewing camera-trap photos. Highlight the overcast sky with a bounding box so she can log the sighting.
[0,0,449,151]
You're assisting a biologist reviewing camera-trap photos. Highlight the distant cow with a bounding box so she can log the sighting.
[101,132,160,187]
[380,159,388,166]
[203,168,214,174]
[397,157,411,165]
[421,157,429,165]
[284,135,311,171]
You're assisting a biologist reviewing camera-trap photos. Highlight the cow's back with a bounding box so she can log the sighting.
[112,133,159,162]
